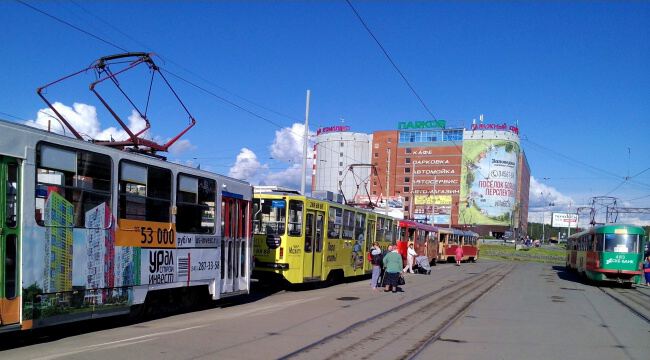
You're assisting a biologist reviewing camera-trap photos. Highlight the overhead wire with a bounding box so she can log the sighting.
[13,1,373,181]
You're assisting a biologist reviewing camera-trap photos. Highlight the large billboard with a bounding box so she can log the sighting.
[552,213,579,228]
[459,139,520,225]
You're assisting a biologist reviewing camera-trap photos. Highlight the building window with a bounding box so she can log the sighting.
[405,197,409,202]
[340,142,344,147]
[373,191,376,195]
[405,167,411,173]
[340,152,343,157]
[339,162,343,166]
[405,206,410,212]
[339,181,342,186]
[339,171,343,176]
[406,148,412,154]
[405,157,411,164]
[404,177,410,183]
[404,186,410,192]
[387,138,392,143]
[373,181,377,186]
[374,152,378,158]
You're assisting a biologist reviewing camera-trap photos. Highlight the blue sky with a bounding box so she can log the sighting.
[1,1,649,225]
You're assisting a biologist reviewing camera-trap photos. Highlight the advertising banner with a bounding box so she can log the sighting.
[551,213,579,229]
[459,139,520,225]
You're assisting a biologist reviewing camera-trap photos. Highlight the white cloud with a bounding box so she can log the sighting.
[169,139,197,155]
[270,123,314,163]
[528,176,574,210]
[25,102,195,153]
[228,148,268,183]
[265,164,304,189]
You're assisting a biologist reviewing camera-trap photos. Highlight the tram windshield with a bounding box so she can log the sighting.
[603,233,638,253]
[253,198,286,236]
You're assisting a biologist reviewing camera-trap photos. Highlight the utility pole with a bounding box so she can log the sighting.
[385,148,391,215]
[300,90,310,195]
[411,161,415,220]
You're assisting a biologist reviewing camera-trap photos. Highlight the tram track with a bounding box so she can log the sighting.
[598,287,650,324]
[278,263,512,360]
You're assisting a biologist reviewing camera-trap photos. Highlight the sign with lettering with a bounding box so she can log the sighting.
[116,219,177,248]
[551,213,579,229]
[398,120,446,130]
[317,125,350,135]
[471,123,519,134]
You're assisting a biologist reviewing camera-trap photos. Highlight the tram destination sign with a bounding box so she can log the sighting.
[551,213,579,229]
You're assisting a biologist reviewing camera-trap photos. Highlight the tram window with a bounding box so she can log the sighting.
[315,214,324,252]
[305,213,314,253]
[354,213,366,242]
[253,199,286,235]
[376,218,385,242]
[5,162,18,228]
[240,240,246,276]
[176,174,216,234]
[604,233,638,253]
[342,209,355,240]
[595,234,604,251]
[288,200,303,236]
[385,219,395,243]
[119,161,171,222]
[36,144,112,227]
[328,207,342,238]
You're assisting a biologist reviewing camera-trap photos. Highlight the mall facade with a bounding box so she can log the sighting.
[312,120,530,238]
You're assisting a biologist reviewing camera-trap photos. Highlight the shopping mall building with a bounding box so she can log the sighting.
[312,120,530,238]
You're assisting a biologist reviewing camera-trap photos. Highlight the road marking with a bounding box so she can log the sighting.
[32,326,205,360]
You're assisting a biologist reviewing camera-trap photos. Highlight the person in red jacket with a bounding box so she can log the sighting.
[455,246,464,266]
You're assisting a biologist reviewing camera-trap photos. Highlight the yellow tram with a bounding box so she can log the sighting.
[252,188,396,284]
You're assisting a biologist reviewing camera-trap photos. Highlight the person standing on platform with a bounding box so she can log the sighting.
[455,245,464,266]
[382,246,403,293]
[402,243,417,274]
[369,241,383,291]
[643,254,650,286]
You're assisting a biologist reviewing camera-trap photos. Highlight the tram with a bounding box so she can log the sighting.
[0,120,253,333]
[436,228,479,263]
[252,189,397,285]
[396,220,438,267]
[460,230,480,262]
[566,224,645,286]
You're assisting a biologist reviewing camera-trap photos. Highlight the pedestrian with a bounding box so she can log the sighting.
[402,242,417,274]
[382,245,403,293]
[643,254,650,286]
[455,245,463,266]
[369,241,383,291]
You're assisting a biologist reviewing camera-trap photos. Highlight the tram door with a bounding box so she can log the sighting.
[364,220,376,272]
[303,211,324,280]
[0,157,20,325]
[221,196,248,294]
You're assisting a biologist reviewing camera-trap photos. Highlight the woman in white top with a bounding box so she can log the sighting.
[403,243,417,274]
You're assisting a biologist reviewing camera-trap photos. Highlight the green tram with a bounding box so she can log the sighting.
[566,224,645,286]
[252,188,397,285]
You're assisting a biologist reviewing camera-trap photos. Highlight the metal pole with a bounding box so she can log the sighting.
[301,90,310,195]
[411,161,415,220]
[385,148,390,215]
[432,175,436,226]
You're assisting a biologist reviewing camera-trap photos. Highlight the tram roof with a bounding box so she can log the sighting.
[569,224,646,238]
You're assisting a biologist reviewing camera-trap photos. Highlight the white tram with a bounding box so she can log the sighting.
[0,120,252,332]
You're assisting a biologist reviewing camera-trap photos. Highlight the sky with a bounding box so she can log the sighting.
[1,1,649,226]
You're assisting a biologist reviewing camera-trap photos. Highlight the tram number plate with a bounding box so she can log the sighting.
[117,219,177,248]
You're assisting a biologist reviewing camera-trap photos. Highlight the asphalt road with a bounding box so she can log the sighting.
[1,261,649,360]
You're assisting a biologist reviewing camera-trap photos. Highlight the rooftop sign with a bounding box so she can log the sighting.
[317,125,350,135]
[398,120,446,130]
[471,123,519,134]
